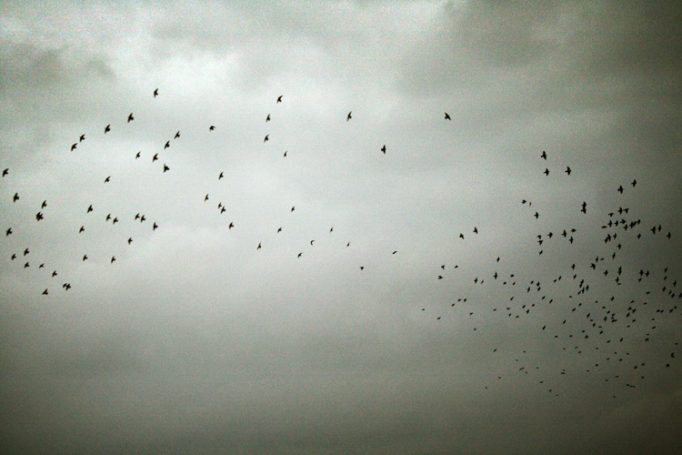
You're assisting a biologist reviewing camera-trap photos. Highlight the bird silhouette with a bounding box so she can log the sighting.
[152,153,159,162]
[444,112,451,120]
[544,168,550,176]
[87,204,93,213]
[346,111,352,121]
[209,125,215,131]
[41,200,47,208]
[297,252,303,258]
[35,212,43,221]
[104,176,111,183]
[164,141,170,149]
[541,150,547,160]
[204,194,209,202]
[12,193,19,202]
[228,222,234,229]
[565,166,571,175]
[381,145,386,154]
[174,131,180,139]
[581,201,587,213]
[257,242,262,250]
[127,112,134,123]
[104,124,111,133]
[71,143,78,151]
[218,171,224,180]
[291,206,295,212]
[128,237,133,245]
[264,134,269,142]
[276,95,283,103]
[277,227,282,233]
[82,254,88,261]
[5,228,12,236]
[79,134,85,142]
[79,226,85,233]
[266,114,271,122]
[42,289,48,295]
[617,185,624,194]
[135,151,141,159]
[163,164,170,172]
[2,168,8,177]
[111,256,116,263]
[283,151,288,158]
[153,88,159,97]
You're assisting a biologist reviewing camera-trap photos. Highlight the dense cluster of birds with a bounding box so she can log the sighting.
[1,88,679,402]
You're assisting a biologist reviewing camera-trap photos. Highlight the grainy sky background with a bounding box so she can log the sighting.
[1,1,681,454]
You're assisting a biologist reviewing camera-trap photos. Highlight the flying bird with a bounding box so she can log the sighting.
[541,150,547,160]
[82,254,88,261]
[291,206,295,212]
[209,125,215,131]
[218,171,224,180]
[79,134,85,142]
[257,242,262,250]
[2,168,8,177]
[264,134,269,142]
[79,226,85,233]
[164,141,170,149]
[41,200,47,208]
[104,124,111,133]
[381,145,386,154]
[283,151,288,158]
[617,185,624,194]
[544,168,550,176]
[152,153,159,162]
[444,112,451,120]
[346,111,352,121]
[35,212,43,221]
[565,166,571,175]
[163,164,170,173]
[276,95,283,103]
[104,176,111,183]
[127,112,134,123]
[71,143,77,151]
[110,256,116,264]
[153,88,159,97]
[5,227,12,236]
[135,151,141,159]
[266,114,271,122]
[174,131,180,139]
[12,193,19,202]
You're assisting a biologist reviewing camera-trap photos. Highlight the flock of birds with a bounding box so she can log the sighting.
[2,87,680,401]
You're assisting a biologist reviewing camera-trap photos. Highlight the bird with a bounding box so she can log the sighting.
[42,289,48,295]
[209,125,215,131]
[152,222,159,231]
[164,140,170,149]
[444,112,451,120]
[310,240,315,246]
[127,112,134,123]
[473,227,478,234]
[329,227,334,233]
[79,226,85,233]
[106,213,111,221]
[346,242,350,247]
[264,134,269,142]
[135,151,141,159]
[360,266,365,271]
[153,88,159,97]
[581,202,587,214]
[381,145,386,154]
[41,200,47,208]
[228,222,234,229]
[79,134,85,142]
[297,252,303,258]
[152,153,159,162]
[617,185,624,194]
[10,253,16,261]
[218,171,224,180]
[35,212,43,221]
[277,227,282,233]
[266,114,271,122]
[283,151,288,158]
[544,168,550,176]
[2,168,8,177]
[392,251,398,255]
[174,131,180,139]
[257,242,262,250]
[541,150,547,160]
[459,233,464,239]
[112,217,119,224]
[204,194,209,202]
[82,254,88,261]
[104,176,111,183]
[276,95,283,103]
[346,111,352,121]
[110,256,116,264]
[163,164,170,173]
[128,237,133,245]
[104,124,111,133]
[71,143,77,151]
[12,192,19,202]
[23,248,29,256]
[5,227,12,236]
[51,271,57,277]
[23,262,29,268]
[87,205,93,213]
[631,179,637,187]
[291,206,295,212]
[565,166,571,175]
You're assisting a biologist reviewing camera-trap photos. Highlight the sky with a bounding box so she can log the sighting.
[1,1,681,453]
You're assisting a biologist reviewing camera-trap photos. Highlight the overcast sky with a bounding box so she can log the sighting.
[1,1,681,454]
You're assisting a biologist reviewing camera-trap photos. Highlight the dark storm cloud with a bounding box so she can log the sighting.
[1,1,681,454]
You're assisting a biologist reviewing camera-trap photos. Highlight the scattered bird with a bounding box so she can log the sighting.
[163,164,170,173]
[541,150,547,160]
[346,111,352,121]
[153,88,159,97]
[276,95,283,103]
[127,112,134,123]
[444,112,451,120]
[104,124,111,133]
[218,171,224,180]
[104,176,111,183]
[381,145,386,154]
[209,125,215,131]
[2,168,8,177]
[565,166,571,175]
[13,192,19,202]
